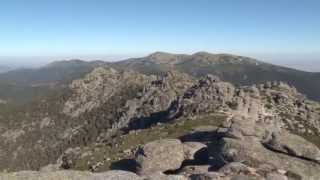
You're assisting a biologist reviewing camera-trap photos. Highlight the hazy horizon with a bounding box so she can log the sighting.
[1,51,320,72]
[0,0,319,71]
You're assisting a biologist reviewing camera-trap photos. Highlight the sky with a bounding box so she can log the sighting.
[0,0,319,69]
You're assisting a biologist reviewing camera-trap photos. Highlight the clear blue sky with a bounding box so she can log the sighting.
[0,0,319,58]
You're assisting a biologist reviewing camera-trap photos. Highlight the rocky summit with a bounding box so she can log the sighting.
[0,63,319,180]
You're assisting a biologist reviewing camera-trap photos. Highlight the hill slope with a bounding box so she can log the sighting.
[0,60,106,85]
[0,60,107,103]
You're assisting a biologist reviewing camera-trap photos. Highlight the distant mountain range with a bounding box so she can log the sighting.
[0,52,319,104]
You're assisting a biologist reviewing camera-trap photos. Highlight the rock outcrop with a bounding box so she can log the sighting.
[63,67,154,118]
[0,170,141,180]
[135,139,185,175]
[262,130,320,163]
[135,139,208,176]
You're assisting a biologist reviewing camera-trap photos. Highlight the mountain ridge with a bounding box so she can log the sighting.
[115,52,320,101]
[1,52,320,104]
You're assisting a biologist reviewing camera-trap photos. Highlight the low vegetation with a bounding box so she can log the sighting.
[69,113,227,172]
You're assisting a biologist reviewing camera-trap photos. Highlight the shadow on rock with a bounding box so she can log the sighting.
[165,147,210,175]
[110,159,139,172]
[207,138,228,171]
[180,131,217,142]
